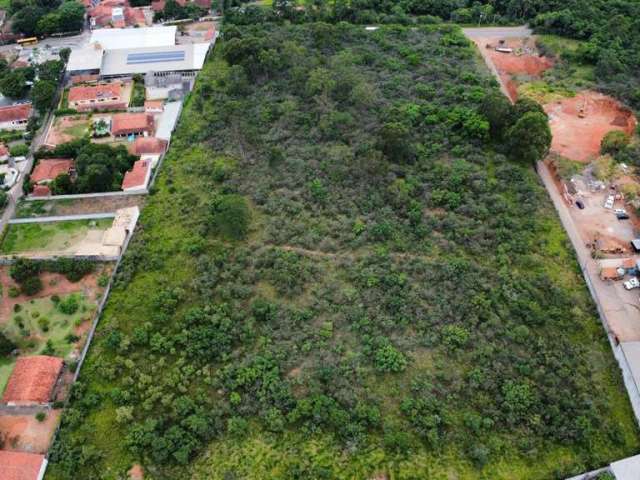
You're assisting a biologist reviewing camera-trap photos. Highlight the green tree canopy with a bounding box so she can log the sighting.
[507,112,552,164]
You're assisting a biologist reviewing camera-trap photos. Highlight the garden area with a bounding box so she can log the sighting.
[0,218,113,255]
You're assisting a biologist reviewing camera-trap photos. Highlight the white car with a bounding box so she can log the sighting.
[615,208,627,215]
[604,195,615,209]
[624,277,640,290]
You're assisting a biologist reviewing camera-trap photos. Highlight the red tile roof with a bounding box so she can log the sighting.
[0,451,45,480]
[0,143,9,157]
[130,136,167,156]
[69,83,121,103]
[144,100,163,112]
[0,104,31,123]
[195,0,211,9]
[32,185,51,197]
[30,159,74,184]
[125,7,146,25]
[122,158,151,190]
[2,356,63,404]
[112,113,153,136]
[71,74,100,85]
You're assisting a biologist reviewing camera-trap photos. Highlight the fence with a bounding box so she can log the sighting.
[24,190,148,202]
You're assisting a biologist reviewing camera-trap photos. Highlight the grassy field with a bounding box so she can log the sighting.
[1,219,113,254]
[4,293,95,359]
[0,356,15,396]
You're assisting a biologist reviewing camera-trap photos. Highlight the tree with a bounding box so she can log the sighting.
[210,194,250,240]
[38,60,64,82]
[57,1,85,32]
[36,12,61,36]
[0,331,16,356]
[480,92,513,139]
[379,122,415,163]
[12,5,46,36]
[31,80,57,114]
[79,164,113,192]
[512,97,546,119]
[506,112,551,164]
[0,191,7,210]
[59,48,71,63]
[0,70,29,99]
[601,130,629,155]
[51,173,74,195]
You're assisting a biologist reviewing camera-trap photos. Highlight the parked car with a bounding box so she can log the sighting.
[624,277,640,290]
[604,195,615,209]
[617,212,630,220]
[576,200,585,209]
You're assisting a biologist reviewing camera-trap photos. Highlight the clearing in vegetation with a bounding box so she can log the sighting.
[0,218,113,255]
[47,24,639,480]
[0,410,61,454]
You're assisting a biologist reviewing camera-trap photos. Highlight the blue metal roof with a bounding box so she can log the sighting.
[126,51,186,65]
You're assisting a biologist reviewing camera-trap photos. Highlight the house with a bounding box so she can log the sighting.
[30,159,74,184]
[112,113,154,137]
[0,450,47,480]
[2,356,64,406]
[144,100,164,113]
[121,158,151,190]
[0,103,32,131]
[129,136,167,156]
[88,0,147,29]
[68,83,127,112]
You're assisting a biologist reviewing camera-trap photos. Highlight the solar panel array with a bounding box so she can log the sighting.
[126,51,186,65]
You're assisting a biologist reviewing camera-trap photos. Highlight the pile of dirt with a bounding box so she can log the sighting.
[545,91,637,162]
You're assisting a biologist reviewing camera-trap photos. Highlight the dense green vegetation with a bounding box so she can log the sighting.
[47,23,638,480]
[9,0,84,37]
[30,139,138,194]
[226,0,640,110]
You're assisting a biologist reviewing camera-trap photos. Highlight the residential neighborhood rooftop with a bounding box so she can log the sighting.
[0,450,46,480]
[130,136,167,156]
[111,113,154,136]
[122,158,151,190]
[66,44,105,72]
[2,356,64,405]
[0,104,32,123]
[69,83,122,103]
[30,159,74,184]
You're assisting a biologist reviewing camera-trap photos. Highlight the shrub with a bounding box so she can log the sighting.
[601,130,629,156]
[38,317,50,332]
[35,412,46,422]
[374,344,407,373]
[0,331,16,356]
[58,295,79,315]
[8,286,19,298]
[13,304,21,313]
[98,274,109,288]
[209,194,251,240]
[9,143,28,157]
[21,276,43,296]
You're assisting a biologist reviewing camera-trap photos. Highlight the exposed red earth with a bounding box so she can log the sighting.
[544,91,637,162]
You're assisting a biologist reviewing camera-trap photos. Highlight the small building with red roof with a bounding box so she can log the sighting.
[111,113,154,138]
[144,100,164,113]
[68,82,127,112]
[0,104,32,131]
[122,158,152,191]
[129,136,167,156]
[30,159,74,185]
[0,450,47,480]
[32,185,52,197]
[89,0,148,29]
[2,356,64,406]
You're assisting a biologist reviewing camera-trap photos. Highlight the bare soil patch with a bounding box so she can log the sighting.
[473,37,553,101]
[544,91,637,163]
[0,410,61,453]
[128,464,144,480]
[44,115,91,148]
[17,195,145,219]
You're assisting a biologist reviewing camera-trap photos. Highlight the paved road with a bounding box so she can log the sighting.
[461,25,532,39]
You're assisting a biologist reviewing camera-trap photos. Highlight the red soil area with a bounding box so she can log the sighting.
[0,410,61,453]
[0,267,104,324]
[474,37,553,101]
[128,464,144,479]
[545,91,637,162]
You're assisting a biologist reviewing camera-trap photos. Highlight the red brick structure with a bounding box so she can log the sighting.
[2,356,64,405]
